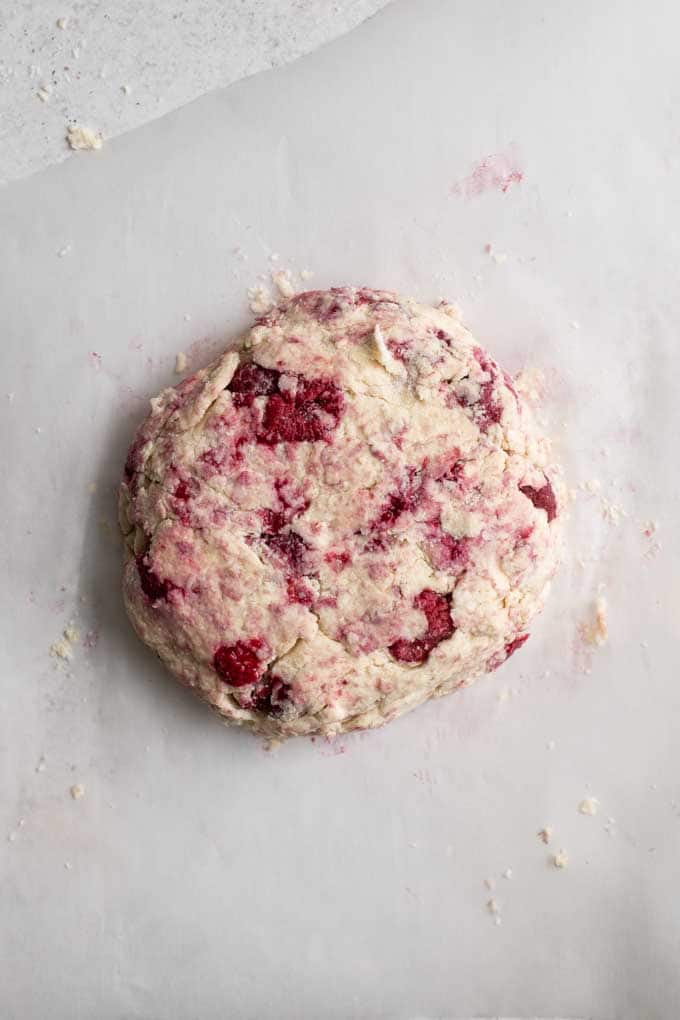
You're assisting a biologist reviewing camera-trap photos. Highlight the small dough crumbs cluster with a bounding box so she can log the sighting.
[50,623,80,661]
[66,125,103,151]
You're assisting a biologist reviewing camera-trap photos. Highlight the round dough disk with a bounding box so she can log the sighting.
[119,287,563,739]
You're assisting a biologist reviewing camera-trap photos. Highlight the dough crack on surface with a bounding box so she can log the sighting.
[120,287,563,738]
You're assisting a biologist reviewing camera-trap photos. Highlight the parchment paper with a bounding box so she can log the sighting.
[1,1,679,1017]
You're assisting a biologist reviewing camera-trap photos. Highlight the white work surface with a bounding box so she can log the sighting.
[1,1,679,1017]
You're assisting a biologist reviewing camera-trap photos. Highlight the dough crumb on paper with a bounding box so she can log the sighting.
[174,351,188,374]
[552,850,569,869]
[580,596,608,647]
[66,125,103,151]
[600,496,627,526]
[272,269,295,299]
[484,242,508,264]
[70,783,85,800]
[486,898,502,925]
[50,623,80,661]
[538,826,553,844]
[247,285,273,316]
[579,797,599,816]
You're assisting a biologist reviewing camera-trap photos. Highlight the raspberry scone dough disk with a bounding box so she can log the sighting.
[119,287,562,739]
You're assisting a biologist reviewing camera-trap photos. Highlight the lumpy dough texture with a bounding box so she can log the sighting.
[119,287,563,739]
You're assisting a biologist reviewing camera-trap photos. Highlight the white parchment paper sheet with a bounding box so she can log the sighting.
[0,0,391,184]
[1,1,679,1017]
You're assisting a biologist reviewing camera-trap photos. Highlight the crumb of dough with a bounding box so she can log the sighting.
[271,269,295,298]
[491,250,508,265]
[70,783,85,800]
[484,243,508,264]
[484,877,496,891]
[487,899,502,925]
[579,797,599,816]
[552,850,569,869]
[642,520,658,538]
[502,868,513,879]
[50,624,80,661]
[67,125,103,151]
[56,16,69,29]
[580,596,608,646]
[247,286,273,315]
[300,269,314,281]
[538,826,553,844]
[174,352,188,374]
[514,365,545,405]
[36,756,47,773]
[121,84,131,95]
[600,497,627,526]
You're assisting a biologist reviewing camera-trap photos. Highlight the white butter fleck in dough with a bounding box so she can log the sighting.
[119,287,563,739]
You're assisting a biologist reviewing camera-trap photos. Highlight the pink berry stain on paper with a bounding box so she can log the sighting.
[452,152,524,198]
